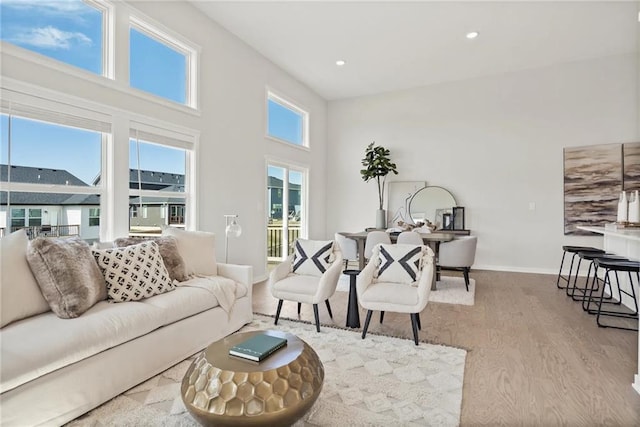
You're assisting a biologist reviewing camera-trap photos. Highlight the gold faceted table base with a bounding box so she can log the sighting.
[181,330,324,427]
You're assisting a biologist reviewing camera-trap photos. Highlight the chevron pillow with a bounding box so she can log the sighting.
[291,239,334,277]
[375,243,427,285]
[93,241,175,302]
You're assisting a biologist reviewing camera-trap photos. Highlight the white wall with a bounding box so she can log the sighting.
[327,54,639,273]
[0,0,328,281]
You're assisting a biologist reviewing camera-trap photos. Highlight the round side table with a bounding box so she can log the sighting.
[181,330,323,427]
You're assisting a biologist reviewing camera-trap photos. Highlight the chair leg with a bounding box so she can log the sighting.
[275,300,283,325]
[379,311,385,324]
[325,300,333,319]
[297,302,302,315]
[463,268,470,291]
[410,313,420,346]
[313,304,321,332]
[416,312,421,330]
[362,310,373,339]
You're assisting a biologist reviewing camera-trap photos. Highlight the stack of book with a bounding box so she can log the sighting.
[229,334,287,362]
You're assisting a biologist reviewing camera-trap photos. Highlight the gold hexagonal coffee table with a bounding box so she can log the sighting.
[181,330,324,426]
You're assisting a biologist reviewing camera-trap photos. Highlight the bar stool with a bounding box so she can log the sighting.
[567,252,628,301]
[556,246,604,290]
[588,259,639,331]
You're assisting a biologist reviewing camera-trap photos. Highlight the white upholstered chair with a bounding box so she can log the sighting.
[438,236,477,291]
[269,239,343,332]
[396,231,424,245]
[364,231,391,260]
[357,244,435,345]
[334,233,358,270]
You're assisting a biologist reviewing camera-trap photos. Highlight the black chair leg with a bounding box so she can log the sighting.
[325,300,333,319]
[297,302,302,315]
[313,304,321,332]
[275,300,283,325]
[380,311,385,324]
[410,313,420,345]
[362,310,373,339]
[416,313,421,330]
[463,268,470,291]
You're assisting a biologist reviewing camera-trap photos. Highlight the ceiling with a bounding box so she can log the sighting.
[192,1,640,101]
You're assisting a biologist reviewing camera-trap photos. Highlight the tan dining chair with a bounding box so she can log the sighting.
[364,231,391,260]
[334,232,358,270]
[438,236,477,291]
[396,231,423,245]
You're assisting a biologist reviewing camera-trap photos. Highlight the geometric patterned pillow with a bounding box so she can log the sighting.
[374,243,427,285]
[92,241,175,302]
[291,239,334,277]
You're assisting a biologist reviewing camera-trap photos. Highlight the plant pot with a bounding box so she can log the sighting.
[376,209,386,229]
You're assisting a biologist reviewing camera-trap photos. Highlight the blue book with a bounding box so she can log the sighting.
[229,334,287,362]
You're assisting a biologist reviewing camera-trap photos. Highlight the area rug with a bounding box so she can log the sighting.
[67,315,466,427]
[337,274,476,306]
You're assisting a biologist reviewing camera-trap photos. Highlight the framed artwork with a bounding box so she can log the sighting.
[386,181,426,227]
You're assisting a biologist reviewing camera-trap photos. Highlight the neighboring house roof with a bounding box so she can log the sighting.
[0,164,87,186]
[0,192,99,206]
[267,176,301,191]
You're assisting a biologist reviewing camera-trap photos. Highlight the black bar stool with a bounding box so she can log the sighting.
[567,252,628,301]
[588,259,639,331]
[556,246,604,290]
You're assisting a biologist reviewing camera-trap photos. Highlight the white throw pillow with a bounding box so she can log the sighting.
[162,228,217,277]
[375,243,426,285]
[292,239,334,277]
[93,241,175,302]
[0,229,51,328]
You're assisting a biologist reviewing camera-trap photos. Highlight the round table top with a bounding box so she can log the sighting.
[343,269,361,276]
[203,330,303,372]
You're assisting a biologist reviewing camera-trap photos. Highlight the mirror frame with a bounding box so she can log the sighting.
[408,185,457,228]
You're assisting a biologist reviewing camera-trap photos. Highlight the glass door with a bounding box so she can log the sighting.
[267,163,306,263]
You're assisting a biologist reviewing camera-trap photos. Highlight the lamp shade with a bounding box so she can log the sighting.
[226,219,242,237]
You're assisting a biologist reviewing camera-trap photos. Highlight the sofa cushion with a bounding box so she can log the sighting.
[0,230,50,328]
[93,241,175,302]
[0,300,164,394]
[114,236,189,282]
[375,244,426,285]
[359,281,420,307]
[26,237,107,319]
[162,228,217,277]
[292,239,334,277]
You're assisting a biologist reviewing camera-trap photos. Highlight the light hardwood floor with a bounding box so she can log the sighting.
[252,270,640,426]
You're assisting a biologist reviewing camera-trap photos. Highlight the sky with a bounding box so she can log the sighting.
[0,0,303,186]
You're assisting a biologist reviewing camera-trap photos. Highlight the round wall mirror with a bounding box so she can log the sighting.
[409,186,456,228]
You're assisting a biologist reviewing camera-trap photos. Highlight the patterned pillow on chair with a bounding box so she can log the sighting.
[375,243,427,285]
[291,239,334,277]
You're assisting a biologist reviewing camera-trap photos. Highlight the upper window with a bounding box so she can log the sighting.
[130,17,196,107]
[267,92,308,147]
[0,0,108,75]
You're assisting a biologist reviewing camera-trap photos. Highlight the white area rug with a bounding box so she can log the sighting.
[67,315,466,427]
[337,274,476,306]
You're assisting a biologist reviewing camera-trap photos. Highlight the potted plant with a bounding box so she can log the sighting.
[360,142,398,229]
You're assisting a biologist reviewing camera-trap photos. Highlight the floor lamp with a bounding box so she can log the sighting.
[224,214,242,263]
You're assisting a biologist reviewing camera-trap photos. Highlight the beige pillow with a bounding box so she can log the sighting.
[26,237,107,319]
[114,236,188,282]
[0,230,51,328]
[162,228,217,277]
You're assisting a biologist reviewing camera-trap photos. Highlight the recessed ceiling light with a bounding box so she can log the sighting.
[336,60,346,66]
[466,31,479,39]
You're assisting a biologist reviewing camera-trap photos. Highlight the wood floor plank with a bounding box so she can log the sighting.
[253,269,640,425]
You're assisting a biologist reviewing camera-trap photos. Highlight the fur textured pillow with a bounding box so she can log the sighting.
[114,236,188,282]
[26,237,107,319]
[93,241,175,302]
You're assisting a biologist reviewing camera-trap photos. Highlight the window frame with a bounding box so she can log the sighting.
[265,90,310,150]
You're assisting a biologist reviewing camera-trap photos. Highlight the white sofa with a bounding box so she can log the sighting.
[0,235,253,426]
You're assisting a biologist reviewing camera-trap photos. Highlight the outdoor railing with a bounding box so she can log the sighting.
[267,226,300,260]
[1,225,81,240]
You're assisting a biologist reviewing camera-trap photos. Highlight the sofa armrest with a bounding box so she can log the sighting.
[217,263,253,287]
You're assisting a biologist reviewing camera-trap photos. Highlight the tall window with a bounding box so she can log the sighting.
[129,125,191,236]
[0,0,109,75]
[267,92,308,147]
[1,100,108,242]
[129,17,196,107]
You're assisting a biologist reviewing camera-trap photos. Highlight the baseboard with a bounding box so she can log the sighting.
[473,264,557,275]
[633,375,640,396]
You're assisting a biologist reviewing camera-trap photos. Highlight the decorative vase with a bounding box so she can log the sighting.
[617,191,628,223]
[629,190,640,223]
[376,209,386,229]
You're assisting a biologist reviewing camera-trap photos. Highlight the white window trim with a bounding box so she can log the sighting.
[129,14,200,110]
[265,88,310,150]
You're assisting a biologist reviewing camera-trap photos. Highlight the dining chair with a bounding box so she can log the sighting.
[438,236,477,291]
[364,231,391,260]
[396,231,423,245]
[334,232,358,270]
